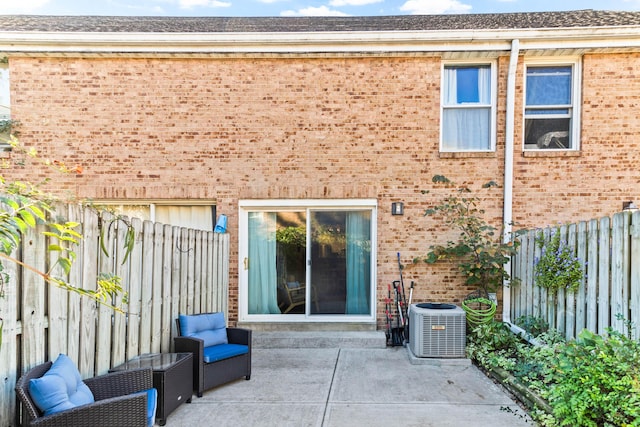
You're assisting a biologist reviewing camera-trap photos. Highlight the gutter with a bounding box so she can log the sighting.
[501,39,539,345]
[2,27,640,54]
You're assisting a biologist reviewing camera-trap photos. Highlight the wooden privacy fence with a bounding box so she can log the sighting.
[0,204,229,427]
[511,210,640,340]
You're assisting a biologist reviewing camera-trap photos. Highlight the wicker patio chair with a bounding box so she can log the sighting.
[174,312,251,397]
[16,361,154,427]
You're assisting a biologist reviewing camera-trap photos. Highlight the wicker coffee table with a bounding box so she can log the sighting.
[110,353,193,426]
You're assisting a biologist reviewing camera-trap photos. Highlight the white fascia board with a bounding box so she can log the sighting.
[1,27,640,54]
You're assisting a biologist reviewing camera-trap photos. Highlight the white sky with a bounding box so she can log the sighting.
[3,0,640,17]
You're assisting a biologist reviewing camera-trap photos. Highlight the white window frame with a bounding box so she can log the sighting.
[440,60,497,152]
[523,58,581,151]
[0,62,11,147]
[0,62,9,120]
[238,199,378,324]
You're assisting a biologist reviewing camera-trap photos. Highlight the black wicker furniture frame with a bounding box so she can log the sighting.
[15,361,153,427]
[174,315,251,397]
[110,353,193,426]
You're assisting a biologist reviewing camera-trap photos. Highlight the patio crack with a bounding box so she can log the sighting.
[320,348,341,426]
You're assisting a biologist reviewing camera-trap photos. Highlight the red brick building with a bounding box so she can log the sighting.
[1,11,639,330]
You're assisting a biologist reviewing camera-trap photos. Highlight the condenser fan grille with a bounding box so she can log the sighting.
[409,304,466,358]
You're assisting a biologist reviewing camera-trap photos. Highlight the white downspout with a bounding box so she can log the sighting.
[501,39,536,342]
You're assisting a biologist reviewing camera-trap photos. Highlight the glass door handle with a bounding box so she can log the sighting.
[244,257,249,270]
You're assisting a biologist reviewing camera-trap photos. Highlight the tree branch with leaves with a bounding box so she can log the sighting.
[0,135,133,348]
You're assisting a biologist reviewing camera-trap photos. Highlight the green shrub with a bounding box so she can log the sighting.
[547,329,640,427]
[467,318,640,426]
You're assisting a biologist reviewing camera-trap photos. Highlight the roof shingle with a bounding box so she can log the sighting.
[1,10,640,33]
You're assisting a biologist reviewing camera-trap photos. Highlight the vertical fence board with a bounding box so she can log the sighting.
[202,232,211,313]
[530,230,541,319]
[611,213,627,332]
[194,231,203,314]
[47,209,69,364]
[630,211,640,340]
[159,224,173,353]
[79,208,98,378]
[621,212,632,334]
[66,205,83,368]
[556,225,567,337]
[21,225,47,370]
[598,216,611,334]
[149,221,162,354]
[111,218,130,367]
[586,218,599,332]
[172,227,184,332]
[127,218,144,358]
[575,221,587,335]
[0,246,19,427]
[524,235,534,318]
[211,233,222,311]
[95,212,115,374]
[186,229,196,314]
[534,230,546,322]
[178,229,189,315]
[222,232,230,318]
[537,228,553,330]
[137,220,152,355]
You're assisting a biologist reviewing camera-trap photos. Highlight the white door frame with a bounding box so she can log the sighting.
[238,199,377,323]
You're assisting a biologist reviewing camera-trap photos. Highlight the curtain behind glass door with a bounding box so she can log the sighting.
[310,210,371,315]
[248,212,281,314]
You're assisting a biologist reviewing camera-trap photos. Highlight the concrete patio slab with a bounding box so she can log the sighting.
[165,347,534,427]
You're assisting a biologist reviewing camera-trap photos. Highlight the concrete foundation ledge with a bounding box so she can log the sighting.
[405,343,472,366]
[252,330,387,349]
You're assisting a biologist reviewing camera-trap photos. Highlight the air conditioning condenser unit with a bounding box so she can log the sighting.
[409,303,466,358]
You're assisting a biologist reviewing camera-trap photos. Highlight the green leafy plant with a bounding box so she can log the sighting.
[414,175,520,295]
[534,230,584,294]
[0,137,134,347]
[548,328,640,426]
[516,315,550,337]
[466,320,521,370]
[467,316,640,427]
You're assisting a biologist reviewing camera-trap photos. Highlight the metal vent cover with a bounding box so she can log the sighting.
[409,303,466,358]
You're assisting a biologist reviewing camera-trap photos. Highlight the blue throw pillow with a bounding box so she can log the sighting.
[134,388,158,427]
[29,354,95,416]
[179,312,228,347]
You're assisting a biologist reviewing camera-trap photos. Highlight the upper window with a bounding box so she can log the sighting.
[441,63,495,152]
[524,62,580,150]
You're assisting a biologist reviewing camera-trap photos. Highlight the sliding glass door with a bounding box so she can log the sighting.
[310,210,371,315]
[239,200,376,322]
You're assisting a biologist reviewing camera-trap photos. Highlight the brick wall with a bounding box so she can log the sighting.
[5,52,640,327]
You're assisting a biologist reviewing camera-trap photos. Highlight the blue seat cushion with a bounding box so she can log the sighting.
[203,344,249,363]
[133,388,158,427]
[29,354,95,416]
[179,312,228,347]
